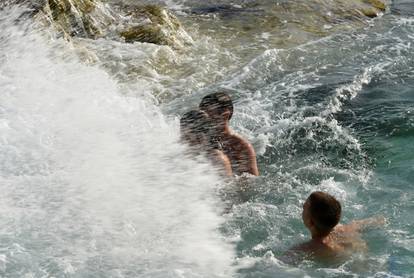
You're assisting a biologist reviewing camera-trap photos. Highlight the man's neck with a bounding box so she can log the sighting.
[217,122,231,137]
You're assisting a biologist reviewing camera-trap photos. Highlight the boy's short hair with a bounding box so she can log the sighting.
[199,92,234,119]
[308,191,342,233]
[180,110,223,150]
[180,110,212,135]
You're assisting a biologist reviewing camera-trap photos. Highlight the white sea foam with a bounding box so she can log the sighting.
[0,7,234,277]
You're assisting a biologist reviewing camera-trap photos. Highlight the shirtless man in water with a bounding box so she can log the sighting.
[286,191,385,263]
[199,92,259,176]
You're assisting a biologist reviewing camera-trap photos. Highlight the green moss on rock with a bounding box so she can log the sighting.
[120,25,170,45]
[360,7,380,18]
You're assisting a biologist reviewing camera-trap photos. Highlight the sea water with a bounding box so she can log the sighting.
[0,5,234,277]
[1,0,413,277]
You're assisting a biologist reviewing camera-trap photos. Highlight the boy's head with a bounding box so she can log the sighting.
[302,191,342,236]
[199,92,233,122]
[180,110,213,146]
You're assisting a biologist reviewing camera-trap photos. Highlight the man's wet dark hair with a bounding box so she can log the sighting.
[308,191,342,234]
[199,92,234,119]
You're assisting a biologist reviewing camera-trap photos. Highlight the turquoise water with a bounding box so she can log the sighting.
[214,5,414,276]
[1,0,414,277]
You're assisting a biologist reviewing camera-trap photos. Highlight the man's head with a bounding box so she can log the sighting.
[199,92,233,123]
[302,191,342,236]
[180,110,213,146]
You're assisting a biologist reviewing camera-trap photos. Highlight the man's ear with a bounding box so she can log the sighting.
[223,110,231,121]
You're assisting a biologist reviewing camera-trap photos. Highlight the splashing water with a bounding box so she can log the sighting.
[1,0,414,277]
[0,5,234,277]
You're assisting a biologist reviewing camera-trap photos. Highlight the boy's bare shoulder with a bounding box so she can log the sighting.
[283,240,340,264]
[290,240,316,252]
[334,217,386,235]
[330,225,368,253]
[348,216,386,231]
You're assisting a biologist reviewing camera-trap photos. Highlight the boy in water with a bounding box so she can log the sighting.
[180,109,233,176]
[289,191,385,262]
[199,92,259,176]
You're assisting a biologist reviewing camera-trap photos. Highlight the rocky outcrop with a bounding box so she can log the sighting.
[38,0,106,38]
[4,0,387,48]
[30,0,192,48]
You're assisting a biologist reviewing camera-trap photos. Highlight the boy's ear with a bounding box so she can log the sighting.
[308,218,315,229]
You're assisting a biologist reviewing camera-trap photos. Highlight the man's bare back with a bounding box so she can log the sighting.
[220,133,258,176]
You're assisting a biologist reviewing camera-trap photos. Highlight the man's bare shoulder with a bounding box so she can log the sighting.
[225,132,259,176]
[227,133,254,151]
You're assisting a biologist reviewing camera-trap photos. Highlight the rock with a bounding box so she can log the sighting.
[360,7,381,18]
[120,25,168,45]
[119,5,193,48]
[39,0,111,38]
[32,0,192,48]
[365,0,387,11]
[357,0,387,18]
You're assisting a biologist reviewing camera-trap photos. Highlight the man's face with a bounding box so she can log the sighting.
[204,105,231,124]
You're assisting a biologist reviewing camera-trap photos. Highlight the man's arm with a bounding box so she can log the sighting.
[244,141,259,176]
[212,150,233,176]
[237,136,259,176]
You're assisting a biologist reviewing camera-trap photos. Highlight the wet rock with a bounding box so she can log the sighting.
[119,5,193,48]
[32,0,114,39]
[190,4,264,17]
[33,0,192,48]
[185,0,387,48]
[358,0,387,18]
[360,7,381,18]
[365,0,387,11]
